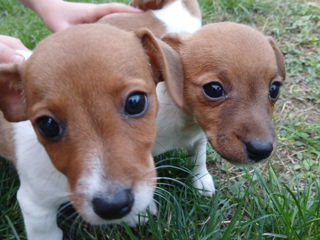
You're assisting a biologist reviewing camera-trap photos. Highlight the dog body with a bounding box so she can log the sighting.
[0,24,184,239]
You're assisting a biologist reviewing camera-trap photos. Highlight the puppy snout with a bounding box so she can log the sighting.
[92,188,134,220]
[245,140,273,162]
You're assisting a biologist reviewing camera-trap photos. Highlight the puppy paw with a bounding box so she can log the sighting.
[192,174,215,197]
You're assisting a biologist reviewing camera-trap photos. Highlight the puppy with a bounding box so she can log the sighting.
[157,22,285,187]
[101,0,285,197]
[0,24,183,239]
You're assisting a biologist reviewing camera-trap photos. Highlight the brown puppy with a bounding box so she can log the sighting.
[162,22,285,165]
[0,24,183,239]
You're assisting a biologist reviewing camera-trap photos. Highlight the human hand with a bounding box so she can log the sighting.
[31,1,142,32]
[0,35,31,63]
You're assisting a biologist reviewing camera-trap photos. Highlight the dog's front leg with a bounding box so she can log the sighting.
[187,138,215,197]
[17,184,62,240]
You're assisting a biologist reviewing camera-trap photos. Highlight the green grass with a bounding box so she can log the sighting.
[0,0,319,239]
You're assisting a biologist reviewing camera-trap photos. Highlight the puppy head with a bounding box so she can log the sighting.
[0,24,181,225]
[164,22,285,164]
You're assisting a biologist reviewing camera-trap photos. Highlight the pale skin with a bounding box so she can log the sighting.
[0,0,141,63]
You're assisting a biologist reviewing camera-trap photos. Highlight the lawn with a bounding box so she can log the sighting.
[0,0,319,239]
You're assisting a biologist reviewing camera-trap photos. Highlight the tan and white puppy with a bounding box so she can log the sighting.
[159,22,285,172]
[0,24,183,240]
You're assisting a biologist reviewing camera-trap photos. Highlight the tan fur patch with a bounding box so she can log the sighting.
[0,112,16,164]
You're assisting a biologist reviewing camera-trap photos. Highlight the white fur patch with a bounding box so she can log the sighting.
[14,121,68,201]
[153,0,201,34]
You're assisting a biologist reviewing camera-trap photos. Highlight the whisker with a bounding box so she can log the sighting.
[155,182,176,188]
[153,193,168,204]
[156,176,192,190]
[60,208,79,224]
[154,186,180,206]
[154,164,192,174]
[151,198,161,207]
[70,214,82,238]
[57,202,73,215]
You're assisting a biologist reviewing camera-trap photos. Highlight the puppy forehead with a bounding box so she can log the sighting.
[182,22,278,79]
[24,24,153,89]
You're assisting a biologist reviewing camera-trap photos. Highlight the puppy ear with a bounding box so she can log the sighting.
[0,64,27,122]
[268,37,286,80]
[161,32,189,52]
[135,29,185,109]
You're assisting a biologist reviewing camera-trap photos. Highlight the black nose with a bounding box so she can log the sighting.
[92,188,134,220]
[245,141,273,162]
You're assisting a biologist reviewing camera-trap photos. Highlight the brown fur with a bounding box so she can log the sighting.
[0,112,15,164]
[163,22,286,164]
[98,11,166,38]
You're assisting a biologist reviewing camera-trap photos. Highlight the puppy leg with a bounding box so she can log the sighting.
[17,184,62,240]
[188,139,215,197]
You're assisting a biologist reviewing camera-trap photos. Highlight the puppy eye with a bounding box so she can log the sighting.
[202,82,225,100]
[125,92,148,117]
[36,116,64,141]
[269,81,281,101]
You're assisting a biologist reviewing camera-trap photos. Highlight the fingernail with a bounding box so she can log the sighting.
[11,54,24,63]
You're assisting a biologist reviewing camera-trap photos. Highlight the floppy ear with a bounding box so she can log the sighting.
[135,29,185,109]
[0,63,27,122]
[161,32,189,52]
[268,37,286,80]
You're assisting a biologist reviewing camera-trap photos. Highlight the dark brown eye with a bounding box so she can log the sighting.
[202,82,225,100]
[269,81,281,101]
[36,116,64,141]
[124,92,148,117]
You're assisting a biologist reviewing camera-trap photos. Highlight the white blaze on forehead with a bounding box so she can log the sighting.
[77,150,104,201]
[153,0,201,34]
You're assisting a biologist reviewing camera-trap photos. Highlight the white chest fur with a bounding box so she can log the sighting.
[14,121,68,204]
[151,1,215,196]
[152,83,205,156]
